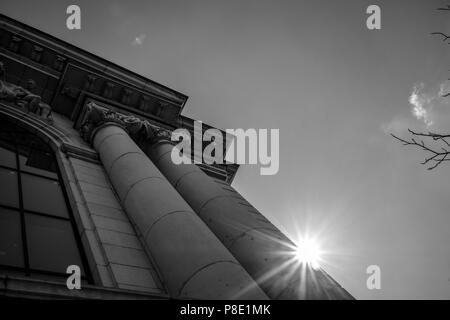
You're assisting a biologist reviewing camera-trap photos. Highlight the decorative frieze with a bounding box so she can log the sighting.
[30,45,43,62]
[138,95,151,112]
[120,88,133,105]
[8,35,22,52]
[0,61,5,81]
[83,74,97,92]
[53,55,66,71]
[61,85,80,100]
[155,101,169,117]
[79,102,171,144]
[0,61,53,123]
[102,81,115,99]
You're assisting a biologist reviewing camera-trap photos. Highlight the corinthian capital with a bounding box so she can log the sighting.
[80,102,172,145]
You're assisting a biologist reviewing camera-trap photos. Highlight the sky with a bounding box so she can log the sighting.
[2,0,450,299]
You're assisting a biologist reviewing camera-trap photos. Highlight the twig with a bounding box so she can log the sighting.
[391,130,450,170]
[437,4,450,11]
[431,32,450,43]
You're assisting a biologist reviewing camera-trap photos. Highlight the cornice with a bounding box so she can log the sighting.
[0,13,188,108]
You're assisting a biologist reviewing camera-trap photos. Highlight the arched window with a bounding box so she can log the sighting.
[0,117,91,282]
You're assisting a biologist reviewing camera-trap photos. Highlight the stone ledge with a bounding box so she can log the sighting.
[0,275,168,300]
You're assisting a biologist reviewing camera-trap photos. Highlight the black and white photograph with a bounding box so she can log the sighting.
[0,0,449,311]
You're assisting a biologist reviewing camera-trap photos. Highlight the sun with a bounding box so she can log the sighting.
[294,238,322,269]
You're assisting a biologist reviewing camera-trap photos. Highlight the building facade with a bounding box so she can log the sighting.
[0,14,353,300]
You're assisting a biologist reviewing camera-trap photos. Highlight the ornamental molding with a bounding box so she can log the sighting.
[79,101,172,145]
[0,60,53,123]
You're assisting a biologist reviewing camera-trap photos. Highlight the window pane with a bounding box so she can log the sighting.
[26,214,84,275]
[0,141,17,168]
[17,144,57,179]
[0,167,19,208]
[0,125,16,143]
[0,208,24,268]
[14,131,49,151]
[21,173,68,218]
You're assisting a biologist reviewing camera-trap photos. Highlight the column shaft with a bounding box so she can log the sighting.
[145,140,354,300]
[92,124,267,299]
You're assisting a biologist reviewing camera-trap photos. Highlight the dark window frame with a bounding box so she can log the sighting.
[0,120,93,284]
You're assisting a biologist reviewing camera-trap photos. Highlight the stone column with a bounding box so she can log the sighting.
[81,104,267,300]
[145,139,354,300]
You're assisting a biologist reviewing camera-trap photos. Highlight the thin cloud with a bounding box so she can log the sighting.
[381,115,415,135]
[382,81,450,135]
[409,83,433,127]
[131,34,146,46]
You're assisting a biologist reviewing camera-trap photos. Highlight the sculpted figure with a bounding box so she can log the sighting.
[13,79,42,113]
[0,61,52,122]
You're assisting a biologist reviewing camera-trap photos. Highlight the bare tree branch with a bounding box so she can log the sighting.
[393,4,450,170]
[407,129,450,139]
[431,32,450,42]
[437,4,450,11]
[391,130,450,170]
